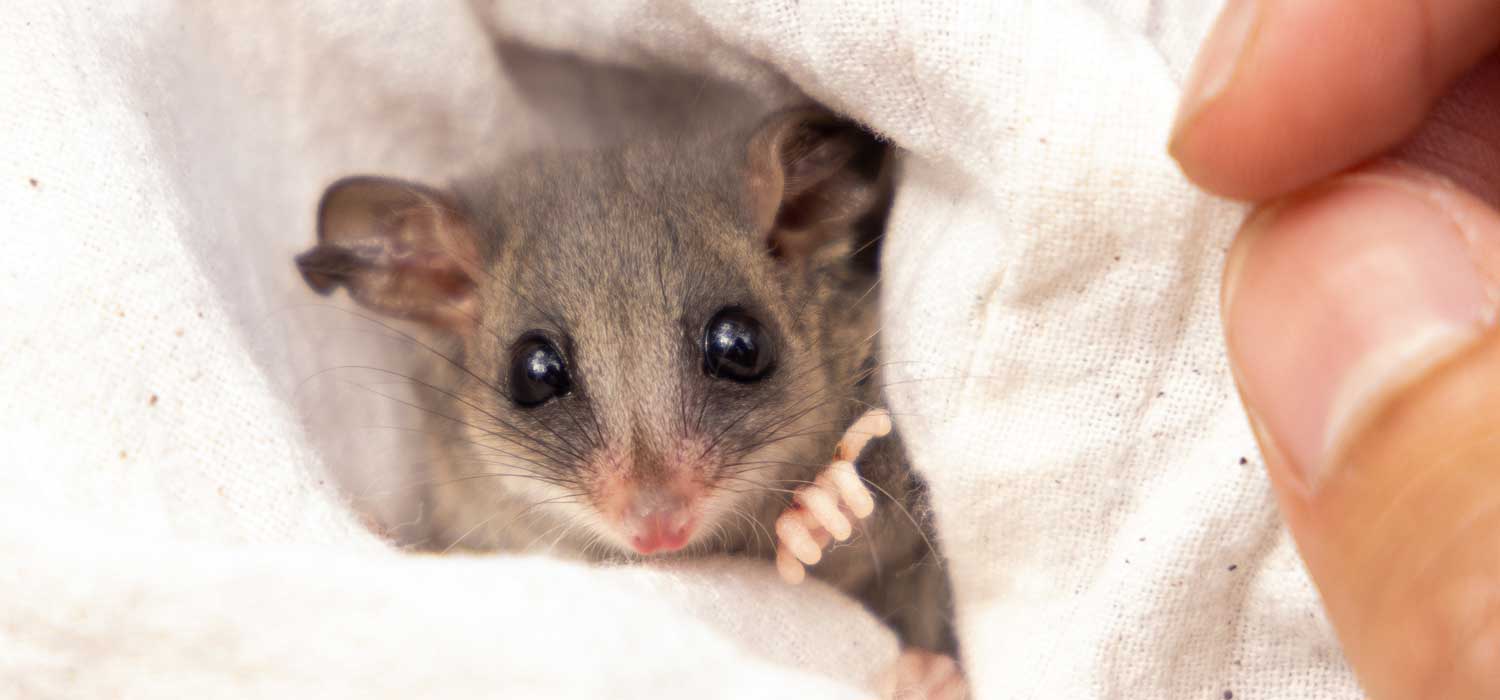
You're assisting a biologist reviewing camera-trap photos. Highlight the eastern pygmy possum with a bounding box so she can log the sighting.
[295,108,956,656]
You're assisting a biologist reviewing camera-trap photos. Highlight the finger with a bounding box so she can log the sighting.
[795,504,823,531]
[776,546,806,584]
[796,484,852,541]
[836,407,892,461]
[1223,160,1500,697]
[810,527,833,551]
[828,460,876,519]
[792,509,835,552]
[1170,0,1500,201]
[775,511,822,565]
[1391,56,1500,208]
[813,470,866,528]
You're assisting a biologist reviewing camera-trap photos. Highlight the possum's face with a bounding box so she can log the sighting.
[296,110,889,556]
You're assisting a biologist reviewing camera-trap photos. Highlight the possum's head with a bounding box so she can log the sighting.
[296,109,891,556]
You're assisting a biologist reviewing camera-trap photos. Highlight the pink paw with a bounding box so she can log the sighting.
[881,649,968,700]
[774,408,889,584]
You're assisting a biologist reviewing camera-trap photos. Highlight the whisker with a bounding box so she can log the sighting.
[330,372,586,469]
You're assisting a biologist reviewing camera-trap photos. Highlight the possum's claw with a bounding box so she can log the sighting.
[775,408,889,584]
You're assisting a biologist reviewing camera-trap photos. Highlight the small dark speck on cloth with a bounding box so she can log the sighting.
[1228,564,1238,572]
[28,178,38,188]
[1239,457,1248,465]
[1224,691,1233,699]
[148,394,158,406]
[1156,391,1165,398]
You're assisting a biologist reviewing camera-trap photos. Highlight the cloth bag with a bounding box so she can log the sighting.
[0,1,1358,697]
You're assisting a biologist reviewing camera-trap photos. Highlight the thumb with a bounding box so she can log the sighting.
[1223,161,1500,698]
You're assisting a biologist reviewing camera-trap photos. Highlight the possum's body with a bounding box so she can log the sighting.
[297,108,955,653]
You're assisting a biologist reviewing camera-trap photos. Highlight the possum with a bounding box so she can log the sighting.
[294,106,960,685]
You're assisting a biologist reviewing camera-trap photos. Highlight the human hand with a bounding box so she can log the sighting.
[1172,2,1500,697]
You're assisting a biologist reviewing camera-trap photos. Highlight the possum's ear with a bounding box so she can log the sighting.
[295,176,483,334]
[745,109,892,261]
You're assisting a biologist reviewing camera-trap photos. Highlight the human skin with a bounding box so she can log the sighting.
[1172,1,1500,697]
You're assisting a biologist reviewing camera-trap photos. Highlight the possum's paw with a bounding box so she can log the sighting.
[880,649,968,700]
[774,408,889,584]
[772,461,872,583]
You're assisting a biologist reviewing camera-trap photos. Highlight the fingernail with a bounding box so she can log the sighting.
[1223,170,1500,492]
[1170,0,1261,148]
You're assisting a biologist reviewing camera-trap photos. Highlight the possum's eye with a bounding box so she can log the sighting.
[509,336,572,407]
[702,308,774,383]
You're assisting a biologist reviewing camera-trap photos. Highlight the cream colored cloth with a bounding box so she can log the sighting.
[0,1,1358,698]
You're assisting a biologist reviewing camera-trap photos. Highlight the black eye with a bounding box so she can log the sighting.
[509,336,572,407]
[702,308,774,383]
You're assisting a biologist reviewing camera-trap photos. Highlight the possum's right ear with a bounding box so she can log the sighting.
[295,176,482,334]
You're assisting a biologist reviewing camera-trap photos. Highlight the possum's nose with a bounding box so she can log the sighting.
[626,507,695,555]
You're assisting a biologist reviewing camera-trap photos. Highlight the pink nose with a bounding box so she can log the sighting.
[629,510,693,554]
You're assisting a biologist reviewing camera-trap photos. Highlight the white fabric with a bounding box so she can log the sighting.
[0,2,1359,698]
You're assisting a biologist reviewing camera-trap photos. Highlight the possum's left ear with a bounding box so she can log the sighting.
[295,176,483,334]
[745,109,892,261]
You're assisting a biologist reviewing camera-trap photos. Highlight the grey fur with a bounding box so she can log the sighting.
[299,113,955,653]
